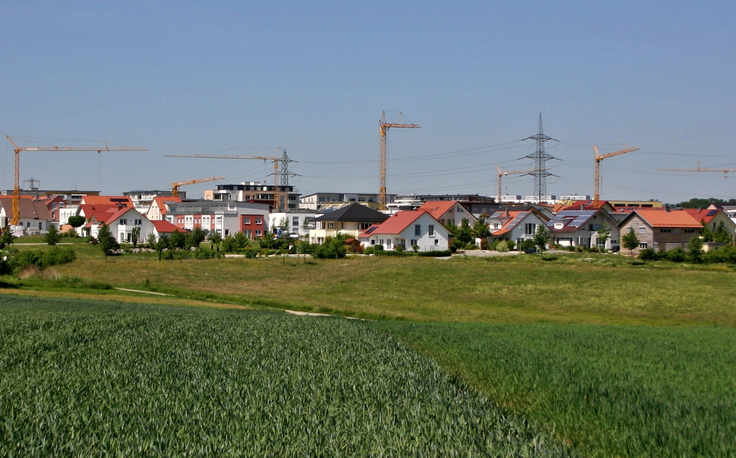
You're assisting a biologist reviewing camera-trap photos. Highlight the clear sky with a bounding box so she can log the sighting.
[2,1,735,204]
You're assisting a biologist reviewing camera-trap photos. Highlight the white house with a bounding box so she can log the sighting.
[101,207,155,244]
[488,209,551,247]
[358,210,450,252]
[417,200,478,227]
[269,210,320,238]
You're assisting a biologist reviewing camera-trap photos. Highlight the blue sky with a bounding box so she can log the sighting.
[1,1,734,203]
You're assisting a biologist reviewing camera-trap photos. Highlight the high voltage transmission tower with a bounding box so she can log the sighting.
[522,114,558,202]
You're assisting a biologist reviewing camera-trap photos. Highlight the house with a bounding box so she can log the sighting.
[123,190,181,215]
[146,196,182,221]
[358,210,450,252]
[151,220,182,241]
[617,209,702,252]
[488,208,550,247]
[546,207,621,250]
[204,182,300,211]
[684,207,736,241]
[310,202,389,244]
[102,207,155,244]
[417,201,478,227]
[0,196,52,234]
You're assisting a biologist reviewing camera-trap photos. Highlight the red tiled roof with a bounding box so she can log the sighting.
[490,211,528,236]
[632,209,701,228]
[152,196,181,215]
[81,196,133,207]
[152,220,180,233]
[103,208,139,226]
[683,208,720,224]
[366,210,427,235]
[418,201,458,220]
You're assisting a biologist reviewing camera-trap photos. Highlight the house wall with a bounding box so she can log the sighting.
[309,221,365,244]
[241,214,266,238]
[362,214,450,251]
[620,216,697,251]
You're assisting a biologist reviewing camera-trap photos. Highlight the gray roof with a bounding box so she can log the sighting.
[313,203,389,223]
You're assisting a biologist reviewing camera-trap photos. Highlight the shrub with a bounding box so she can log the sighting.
[506,240,515,251]
[638,248,661,261]
[9,247,77,274]
[665,247,686,263]
[417,250,452,257]
[496,241,510,253]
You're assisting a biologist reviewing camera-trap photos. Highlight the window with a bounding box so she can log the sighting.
[410,239,417,247]
[255,230,262,237]
[428,224,435,236]
[525,223,536,235]
[684,228,696,234]
[639,242,648,249]
[415,224,421,236]
[243,217,250,225]
[639,226,645,234]
[660,228,671,233]
[328,222,335,229]
[120,219,127,225]
[293,217,299,226]
[244,230,251,238]
[134,219,142,225]
[255,218,262,225]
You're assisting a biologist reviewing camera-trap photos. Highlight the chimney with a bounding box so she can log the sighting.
[117,203,122,210]
[665,204,670,212]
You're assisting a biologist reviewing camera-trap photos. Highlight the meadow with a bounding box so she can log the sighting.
[2,243,736,456]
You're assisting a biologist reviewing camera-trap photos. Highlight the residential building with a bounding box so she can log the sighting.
[269,210,320,238]
[488,209,551,247]
[310,203,389,244]
[546,207,621,250]
[204,182,299,211]
[417,201,478,228]
[300,192,389,211]
[102,207,155,244]
[146,196,182,221]
[358,210,450,251]
[616,209,702,252]
[0,196,51,234]
[123,190,182,214]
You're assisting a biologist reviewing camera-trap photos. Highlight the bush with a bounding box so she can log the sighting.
[506,240,515,251]
[312,235,347,259]
[520,239,536,252]
[638,248,661,261]
[665,247,686,263]
[496,241,510,253]
[9,247,77,273]
[416,250,453,257]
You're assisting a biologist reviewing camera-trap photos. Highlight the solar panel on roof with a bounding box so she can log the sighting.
[707,209,718,216]
[365,226,378,234]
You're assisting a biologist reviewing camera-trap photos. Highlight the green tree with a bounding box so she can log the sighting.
[131,226,141,248]
[45,225,61,246]
[168,229,186,250]
[209,231,222,251]
[186,227,206,249]
[534,225,551,251]
[700,223,714,242]
[97,223,119,259]
[622,227,640,257]
[713,222,732,244]
[472,217,491,247]
[687,235,704,263]
[596,224,611,250]
[146,232,157,248]
[67,215,86,228]
[155,234,169,261]
[0,226,15,249]
[452,219,473,247]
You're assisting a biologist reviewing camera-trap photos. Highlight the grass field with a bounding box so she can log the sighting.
[2,245,736,456]
[0,296,570,457]
[37,252,736,326]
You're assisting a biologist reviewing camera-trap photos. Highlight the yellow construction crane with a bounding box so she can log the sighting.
[495,165,543,202]
[379,111,420,209]
[5,136,147,226]
[657,161,736,176]
[164,149,293,211]
[171,176,225,198]
[593,144,638,205]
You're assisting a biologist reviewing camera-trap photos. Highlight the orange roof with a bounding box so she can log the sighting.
[684,208,721,224]
[152,220,181,233]
[81,196,133,207]
[417,201,458,219]
[103,207,140,226]
[152,196,181,215]
[632,209,701,228]
[491,211,528,236]
[559,200,609,211]
[369,210,426,235]
[79,204,119,222]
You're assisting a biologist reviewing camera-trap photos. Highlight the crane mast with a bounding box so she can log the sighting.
[379,111,420,209]
[593,145,638,205]
[5,136,147,227]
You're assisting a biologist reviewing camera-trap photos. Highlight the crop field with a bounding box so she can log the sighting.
[374,321,736,458]
[0,296,571,457]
